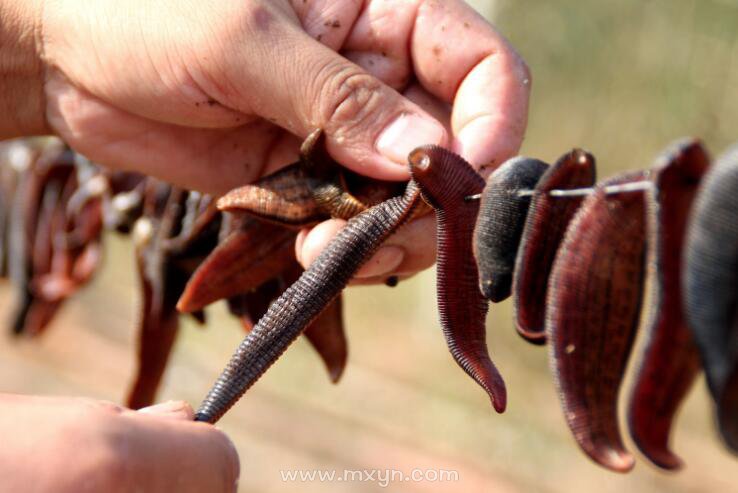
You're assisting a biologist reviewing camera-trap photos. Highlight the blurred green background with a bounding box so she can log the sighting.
[2,0,738,491]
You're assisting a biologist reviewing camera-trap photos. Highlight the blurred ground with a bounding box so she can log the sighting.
[2,0,738,491]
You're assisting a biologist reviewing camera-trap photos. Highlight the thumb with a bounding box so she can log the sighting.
[219,22,447,180]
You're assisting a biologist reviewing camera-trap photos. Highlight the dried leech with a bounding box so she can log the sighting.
[512,149,596,344]
[473,156,549,303]
[546,171,648,473]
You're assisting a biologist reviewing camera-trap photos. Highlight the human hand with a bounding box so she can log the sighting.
[19,0,529,283]
[0,394,239,493]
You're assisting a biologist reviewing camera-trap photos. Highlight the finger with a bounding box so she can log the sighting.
[134,400,194,420]
[411,0,530,170]
[214,9,447,182]
[120,415,240,493]
[46,73,283,195]
[296,213,436,280]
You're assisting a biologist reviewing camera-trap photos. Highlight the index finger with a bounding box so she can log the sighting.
[411,0,530,172]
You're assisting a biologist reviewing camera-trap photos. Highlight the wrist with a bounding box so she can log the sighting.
[0,0,48,138]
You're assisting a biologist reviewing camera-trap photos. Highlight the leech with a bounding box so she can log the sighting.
[409,146,507,412]
[684,143,738,452]
[195,182,420,423]
[513,149,596,344]
[474,156,550,302]
[546,170,648,473]
[627,139,708,470]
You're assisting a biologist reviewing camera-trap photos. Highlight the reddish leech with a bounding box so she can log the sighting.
[513,149,596,343]
[546,171,648,473]
[408,146,506,412]
[626,140,709,470]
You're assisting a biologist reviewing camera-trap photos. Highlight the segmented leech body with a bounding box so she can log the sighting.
[408,146,506,412]
[195,182,420,423]
[474,157,550,303]
[684,144,738,452]
[546,171,648,472]
[513,149,596,344]
[627,139,709,469]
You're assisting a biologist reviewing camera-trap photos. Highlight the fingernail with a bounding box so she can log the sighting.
[137,400,192,418]
[355,246,405,278]
[376,114,446,166]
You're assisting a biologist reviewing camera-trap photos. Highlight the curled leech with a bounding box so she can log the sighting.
[627,139,708,470]
[408,145,506,412]
[513,149,596,344]
[473,156,549,303]
[195,182,420,423]
[546,171,648,473]
[684,144,738,452]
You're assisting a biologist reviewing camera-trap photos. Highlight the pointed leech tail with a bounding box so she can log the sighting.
[546,170,648,473]
[684,144,738,453]
[408,146,506,413]
[626,139,709,470]
[474,156,550,303]
[177,219,296,313]
[513,150,596,344]
[194,182,420,423]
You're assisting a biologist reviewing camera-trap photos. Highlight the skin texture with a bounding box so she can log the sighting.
[546,171,648,473]
[627,140,709,470]
[195,181,421,423]
[473,156,549,302]
[409,146,506,412]
[0,394,239,493]
[513,149,595,343]
[684,144,738,453]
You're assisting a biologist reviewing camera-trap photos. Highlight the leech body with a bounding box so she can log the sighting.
[513,149,596,344]
[627,139,708,469]
[546,171,648,473]
[409,146,506,412]
[195,182,420,423]
[474,156,550,303]
[684,144,738,452]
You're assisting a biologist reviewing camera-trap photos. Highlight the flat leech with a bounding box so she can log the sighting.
[408,146,506,412]
[473,156,550,303]
[194,181,420,423]
[627,139,709,469]
[684,144,738,452]
[546,170,648,473]
[513,149,596,344]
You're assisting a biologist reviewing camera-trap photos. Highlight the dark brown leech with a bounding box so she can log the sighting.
[408,146,506,412]
[627,140,709,470]
[546,171,648,473]
[229,270,348,383]
[684,144,738,452]
[513,150,596,343]
[278,264,348,383]
[194,182,420,423]
[473,157,550,303]
[177,218,296,313]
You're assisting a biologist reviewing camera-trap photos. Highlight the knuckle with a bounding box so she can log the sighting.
[319,67,384,133]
